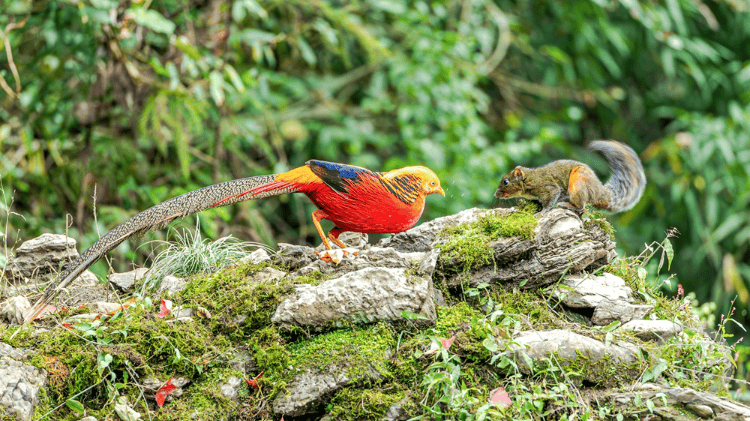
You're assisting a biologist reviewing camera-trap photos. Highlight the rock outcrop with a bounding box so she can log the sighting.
[0,207,746,420]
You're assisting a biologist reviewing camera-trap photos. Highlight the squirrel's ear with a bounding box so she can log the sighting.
[512,167,524,179]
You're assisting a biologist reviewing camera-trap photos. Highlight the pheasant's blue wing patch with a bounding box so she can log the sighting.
[307,160,373,193]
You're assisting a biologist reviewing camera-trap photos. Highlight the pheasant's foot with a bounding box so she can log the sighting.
[315,248,359,264]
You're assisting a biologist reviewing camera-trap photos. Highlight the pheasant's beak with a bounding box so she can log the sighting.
[436,186,445,197]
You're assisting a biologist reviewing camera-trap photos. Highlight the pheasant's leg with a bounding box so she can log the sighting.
[328,227,348,249]
[312,210,333,250]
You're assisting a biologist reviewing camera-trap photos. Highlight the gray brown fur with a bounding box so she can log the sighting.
[494,140,645,212]
[27,174,289,320]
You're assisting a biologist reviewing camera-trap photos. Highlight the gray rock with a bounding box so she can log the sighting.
[551,273,632,308]
[107,268,148,291]
[240,248,272,265]
[78,417,98,421]
[274,370,351,417]
[274,362,384,417]
[229,350,255,374]
[607,384,750,420]
[12,234,78,278]
[686,403,714,418]
[1,296,30,324]
[220,376,244,400]
[440,208,617,290]
[173,307,193,318]
[382,403,407,421]
[156,275,187,298]
[273,267,436,327]
[0,343,47,421]
[74,269,99,286]
[255,267,286,282]
[499,329,638,386]
[591,300,653,325]
[95,301,123,314]
[292,246,440,280]
[114,396,141,421]
[4,234,79,282]
[57,280,111,308]
[275,243,318,270]
[618,320,682,341]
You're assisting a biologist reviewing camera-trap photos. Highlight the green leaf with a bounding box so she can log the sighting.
[175,37,201,61]
[297,38,317,66]
[237,29,276,44]
[712,214,746,244]
[224,65,245,93]
[482,337,499,352]
[664,238,674,270]
[97,352,113,375]
[637,267,647,282]
[209,71,225,106]
[66,399,85,414]
[131,8,176,35]
[368,0,407,14]
[401,310,428,320]
[74,323,93,332]
[665,0,687,35]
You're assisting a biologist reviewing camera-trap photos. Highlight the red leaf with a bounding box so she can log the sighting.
[245,371,264,388]
[62,323,73,329]
[157,299,172,319]
[155,377,176,407]
[489,387,511,407]
[439,336,455,350]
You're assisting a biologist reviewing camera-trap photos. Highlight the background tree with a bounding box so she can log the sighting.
[2,0,750,391]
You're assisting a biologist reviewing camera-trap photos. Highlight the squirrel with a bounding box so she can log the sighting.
[494,140,646,213]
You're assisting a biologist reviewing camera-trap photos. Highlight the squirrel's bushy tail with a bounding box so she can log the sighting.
[21,174,296,326]
[588,140,646,212]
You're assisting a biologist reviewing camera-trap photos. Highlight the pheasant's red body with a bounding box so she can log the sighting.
[216,160,444,249]
[301,172,427,234]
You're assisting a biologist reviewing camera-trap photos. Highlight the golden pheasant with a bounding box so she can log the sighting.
[21,160,444,324]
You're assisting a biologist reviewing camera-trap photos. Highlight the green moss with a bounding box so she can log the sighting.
[178,261,296,339]
[435,302,483,335]
[247,326,292,398]
[492,289,557,328]
[152,368,242,421]
[583,209,615,238]
[328,388,404,421]
[438,205,538,271]
[1,295,235,418]
[434,303,493,361]
[288,323,394,384]
[293,270,329,286]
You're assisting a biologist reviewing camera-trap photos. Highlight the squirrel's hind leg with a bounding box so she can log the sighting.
[568,166,605,211]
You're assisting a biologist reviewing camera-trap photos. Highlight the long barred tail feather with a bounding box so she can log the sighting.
[588,140,646,212]
[20,174,295,327]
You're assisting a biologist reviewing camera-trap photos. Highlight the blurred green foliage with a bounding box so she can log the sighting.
[2,0,750,384]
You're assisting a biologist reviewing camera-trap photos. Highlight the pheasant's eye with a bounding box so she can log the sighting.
[503,179,509,186]
[430,181,436,186]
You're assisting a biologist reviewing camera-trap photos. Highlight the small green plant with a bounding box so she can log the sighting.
[141,218,273,293]
[0,183,23,297]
